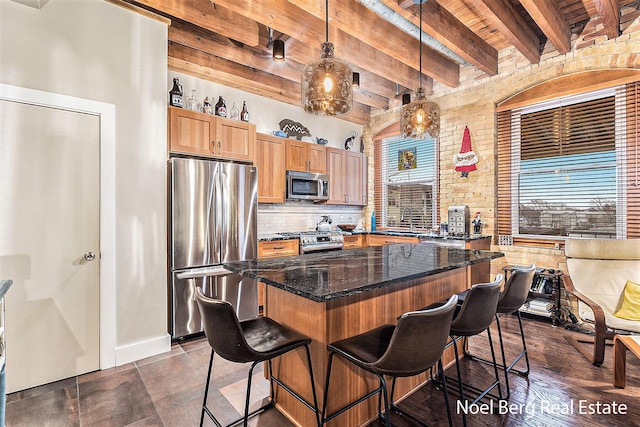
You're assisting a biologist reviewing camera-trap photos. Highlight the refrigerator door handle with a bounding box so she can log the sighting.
[175,266,233,280]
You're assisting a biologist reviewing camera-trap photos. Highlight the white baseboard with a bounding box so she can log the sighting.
[114,333,172,366]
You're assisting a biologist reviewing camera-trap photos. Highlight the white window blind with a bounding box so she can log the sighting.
[377,135,438,230]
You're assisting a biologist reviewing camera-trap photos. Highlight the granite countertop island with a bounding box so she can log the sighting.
[225,244,503,426]
[224,244,503,302]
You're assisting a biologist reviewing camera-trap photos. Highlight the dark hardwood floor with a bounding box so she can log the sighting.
[6,314,639,426]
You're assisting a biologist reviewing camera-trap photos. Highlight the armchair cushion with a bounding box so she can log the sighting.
[614,280,640,321]
[565,238,640,334]
[564,238,640,365]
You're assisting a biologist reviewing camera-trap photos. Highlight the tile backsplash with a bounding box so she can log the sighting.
[258,203,363,233]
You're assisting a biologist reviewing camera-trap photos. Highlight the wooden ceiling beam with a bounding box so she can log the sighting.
[377,0,498,76]
[168,43,371,124]
[469,0,541,64]
[207,0,459,88]
[168,22,389,110]
[594,0,621,40]
[519,0,571,53]
[288,0,467,84]
[130,0,259,46]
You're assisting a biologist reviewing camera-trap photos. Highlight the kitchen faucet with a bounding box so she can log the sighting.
[401,207,414,231]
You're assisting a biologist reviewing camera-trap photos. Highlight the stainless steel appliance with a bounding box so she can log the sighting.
[448,205,470,237]
[286,170,329,201]
[169,158,258,339]
[278,231,344,253]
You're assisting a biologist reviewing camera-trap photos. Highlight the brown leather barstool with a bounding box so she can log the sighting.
[321,295,458,427]
[445,275,504,427]
[194,287,320,427]
[463,264,536,399]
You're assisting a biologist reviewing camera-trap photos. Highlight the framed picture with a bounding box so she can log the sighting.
[398,147,417,170]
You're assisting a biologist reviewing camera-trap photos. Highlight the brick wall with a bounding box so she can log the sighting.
[362,6,640,315]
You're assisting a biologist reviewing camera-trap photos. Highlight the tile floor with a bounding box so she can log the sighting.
[6,337,288,427]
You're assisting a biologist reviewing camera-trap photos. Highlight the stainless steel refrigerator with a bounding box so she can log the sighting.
[169,157,258,339]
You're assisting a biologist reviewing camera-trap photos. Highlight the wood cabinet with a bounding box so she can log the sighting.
[285,140,326,173]
[168,106,255,162]
[326,147,367,205]
[257,239,300,307]
[258,239,299,258]
[256,133,286,203]
[343,234,366,249]
[366,234,419,246]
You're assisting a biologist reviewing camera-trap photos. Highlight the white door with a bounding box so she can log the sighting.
[0,99,100,393]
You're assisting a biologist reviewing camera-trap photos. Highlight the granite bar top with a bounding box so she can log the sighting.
[224,244,504,302]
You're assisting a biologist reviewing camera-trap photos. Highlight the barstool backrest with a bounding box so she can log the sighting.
[372,295,458,377]
[195,287,258,363]
[450,275,504,336]
[497,265,536,314]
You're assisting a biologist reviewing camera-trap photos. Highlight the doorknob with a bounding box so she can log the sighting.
[84,252,96,261]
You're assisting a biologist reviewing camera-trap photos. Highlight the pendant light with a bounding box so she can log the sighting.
[301,0,353,115]
[401,0,440,139]
[273,39,285,62]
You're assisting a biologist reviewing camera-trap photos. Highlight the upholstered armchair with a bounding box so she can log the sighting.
[564,238,640,366]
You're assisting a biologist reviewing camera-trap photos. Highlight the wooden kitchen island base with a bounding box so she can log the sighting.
[265,267,471,427]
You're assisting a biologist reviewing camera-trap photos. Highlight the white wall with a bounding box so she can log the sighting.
[0,0,169,359]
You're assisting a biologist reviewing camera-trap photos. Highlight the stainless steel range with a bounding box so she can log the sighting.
[278,231,344,253]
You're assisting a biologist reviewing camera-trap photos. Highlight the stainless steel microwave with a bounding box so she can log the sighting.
[286,170,329,201]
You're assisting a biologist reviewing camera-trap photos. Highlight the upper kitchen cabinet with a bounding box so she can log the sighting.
[256,133,286,203]
[168,107,255,162]
[326,147,367,206]
[285,140,326,173]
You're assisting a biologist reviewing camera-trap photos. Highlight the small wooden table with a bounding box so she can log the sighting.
[613,335,640,388]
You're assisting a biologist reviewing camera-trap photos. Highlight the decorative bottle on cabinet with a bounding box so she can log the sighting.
[186,89,200,111]
[169,77,183,108]
[215,96,227,117]
[230,102,240,120]
[241,101,249,122]
[202,97,213,115]
[371,211,376,232]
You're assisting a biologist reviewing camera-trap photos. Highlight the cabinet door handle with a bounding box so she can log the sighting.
[273,246,285,250]
[217,140,221,153]
[210,140,215,153]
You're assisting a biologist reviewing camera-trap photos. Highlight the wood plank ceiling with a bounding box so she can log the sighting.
[123,0,638,124]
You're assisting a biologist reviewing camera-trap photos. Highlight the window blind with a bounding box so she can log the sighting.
[374,135,438,230]
[497,82,640,242]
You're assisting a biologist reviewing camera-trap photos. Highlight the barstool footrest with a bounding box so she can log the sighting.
[271,375,318,413]
[322,386,383,424]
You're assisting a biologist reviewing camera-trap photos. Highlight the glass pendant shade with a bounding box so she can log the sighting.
[400,0,440,139]
[302,42,353,116]
[401,87,440,139]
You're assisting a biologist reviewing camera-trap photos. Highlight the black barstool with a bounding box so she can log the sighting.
[445,275,504,426]
[321,295,458,427]
[464,264,536,399]
[194,287,320,427]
